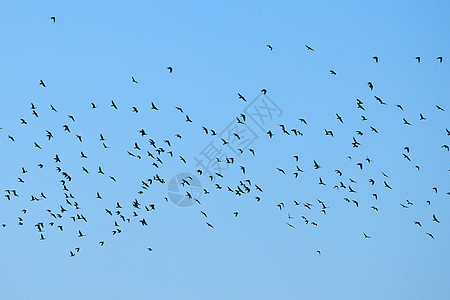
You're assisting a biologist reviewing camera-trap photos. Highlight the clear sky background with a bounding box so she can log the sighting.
[0,1,449,299]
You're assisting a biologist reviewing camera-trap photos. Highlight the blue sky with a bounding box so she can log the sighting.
[0,1,449,299]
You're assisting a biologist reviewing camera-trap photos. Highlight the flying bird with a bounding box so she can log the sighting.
[238,93,247,101]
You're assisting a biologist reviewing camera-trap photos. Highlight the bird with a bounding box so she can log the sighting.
[305,44,314,51]
[318,177,326,185]
[286,222,295,228]
[261,89,267,94]
[426,232,434,239]
[372,56,378,63]
[330,70,336,75]
[39,80,46,87]
[415,56,421,63]
[132,76,138,83]
[50,17,56,23]
[368,82,373,90]
[266,44,273,51]
[313,160,321,169]
[363,233,371,239]
[432,214,440,223]
[238,93,247,101]
[276,168,285,174]
[436,56,443,63]
[111,100,117,109]
[167,67,173,73]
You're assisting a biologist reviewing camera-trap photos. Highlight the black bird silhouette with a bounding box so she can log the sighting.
[39,80,46,87]
[363,232,371,239]
[261,89,267,94]
[238,93,247,101]
[313,160,321,169]
[415,56,421,63]
[426,232,434,239]
[286,222,295,228]
[372,56,378,63]
[276,168,285,174]
[266,44,273,51]
[131,76,138,83]
[50,17,56,23]
[329,70,336,75]
[318,177,326,185]
[305,44,314,51]
[432,214,440,223]
[436,56,443,63]
[111,100,117,109]
[167,67,173,73]
[368,82,373,90]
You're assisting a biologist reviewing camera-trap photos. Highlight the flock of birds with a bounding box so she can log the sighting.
[0,17,448,257]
